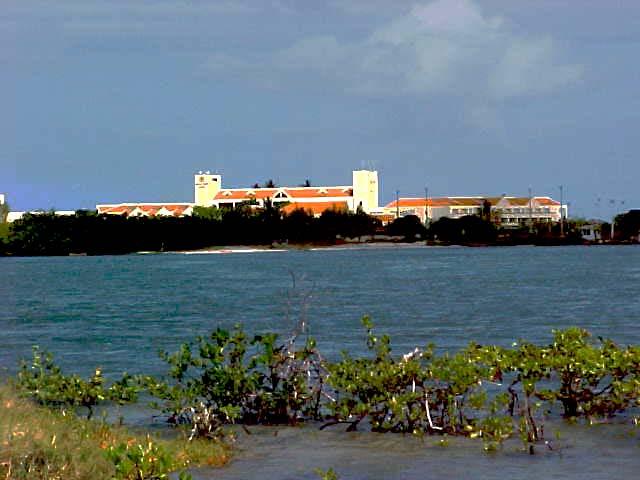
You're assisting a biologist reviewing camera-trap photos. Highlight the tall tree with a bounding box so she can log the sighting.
[0,200,9,223]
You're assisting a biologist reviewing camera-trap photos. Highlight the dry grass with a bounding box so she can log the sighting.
[0,385,229,479]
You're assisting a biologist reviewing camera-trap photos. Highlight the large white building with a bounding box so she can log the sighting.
[97,169,380,218]
[384,195,566,226]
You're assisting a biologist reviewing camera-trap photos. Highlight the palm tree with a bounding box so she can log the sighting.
[0,200,9,223]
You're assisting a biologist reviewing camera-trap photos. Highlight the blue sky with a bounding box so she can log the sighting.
[3,0,639,218]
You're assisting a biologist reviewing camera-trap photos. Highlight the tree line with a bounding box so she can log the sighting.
[0,204,381,256]
[2,203,638,256]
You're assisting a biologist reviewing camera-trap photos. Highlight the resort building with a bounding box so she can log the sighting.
[384,195,566,226]
[96,203,193,218]
[94,170,567,226]
[194,169,379,214]
[97,169,380,218]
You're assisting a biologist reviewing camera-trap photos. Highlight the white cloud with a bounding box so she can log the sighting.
[205,0,582,102]
[5,0,260,17]
[489,37,583,99]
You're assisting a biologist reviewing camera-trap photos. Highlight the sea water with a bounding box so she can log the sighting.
[1,245,639,479]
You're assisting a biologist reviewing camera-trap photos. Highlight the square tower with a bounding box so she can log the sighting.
[352,170,379,214]
[194,172,222,206]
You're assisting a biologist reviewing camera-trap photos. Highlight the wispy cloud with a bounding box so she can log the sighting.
[4,0,260,17]
[205,0,583,102]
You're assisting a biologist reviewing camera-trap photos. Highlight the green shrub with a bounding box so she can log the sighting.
[16,347,139,419]
[147,324,325,437]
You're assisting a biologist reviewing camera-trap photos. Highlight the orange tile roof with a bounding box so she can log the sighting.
[101,205,135,214]
[214,186,352,201]
[97,204,192,217]
[281,201,349,216]
[385,196,560,209]
[385,197,471,208]
[214,189,279,200]
[165,205,189,216]
[535,197,561,206]
[285,187,352,198]
[140,206,161,214]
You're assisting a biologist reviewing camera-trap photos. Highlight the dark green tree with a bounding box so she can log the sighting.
[614,210,640,241]
[386,215,427,241]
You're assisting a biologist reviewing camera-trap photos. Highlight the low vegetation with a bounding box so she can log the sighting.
[0,385,228,480]
[17,347,139,419]
[9,319,640,479]
[145,324,325,435]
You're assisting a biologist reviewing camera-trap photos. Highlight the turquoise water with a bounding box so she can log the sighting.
[2,245,639,478]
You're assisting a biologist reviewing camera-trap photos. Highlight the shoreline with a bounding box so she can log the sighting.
[1,240,637,258]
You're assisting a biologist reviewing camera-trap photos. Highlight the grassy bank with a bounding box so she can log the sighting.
[0,384,228,480]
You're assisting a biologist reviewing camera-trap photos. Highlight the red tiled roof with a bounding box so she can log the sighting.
[163,205,189,216]
[97,204,192,217]
[385,197,467,208]
[281,201,349,216]
[214,186,352,201]
[535,197,561,206]
[214,189,279,200]
[140,206,160,214]
[100,205,135,214]
[285,187,352,198]
[385,196,560,209]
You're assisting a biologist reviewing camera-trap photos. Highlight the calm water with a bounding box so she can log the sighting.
[1,245,639,479]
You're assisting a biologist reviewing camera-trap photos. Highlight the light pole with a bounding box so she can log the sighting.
[424,186,429,225]
[396,190,400,219]
[528,186,533,233]
[559,185,564,237]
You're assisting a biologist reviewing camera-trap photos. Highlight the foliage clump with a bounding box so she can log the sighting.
[16,347,139,419]
[146,324,325,437]
[12,323,640,455]
[146,320,640,452]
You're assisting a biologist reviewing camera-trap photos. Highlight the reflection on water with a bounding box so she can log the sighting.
[2,245,640,478]
[197,420,639,480]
